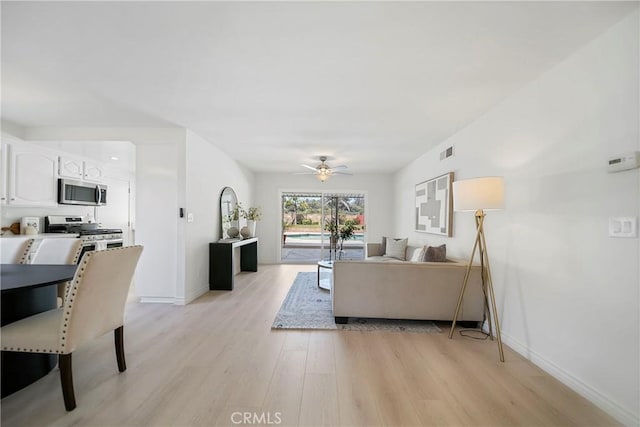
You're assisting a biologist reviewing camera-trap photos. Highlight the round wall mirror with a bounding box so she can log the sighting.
[220,187,238,239]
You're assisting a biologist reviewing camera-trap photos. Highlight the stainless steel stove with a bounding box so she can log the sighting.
[44,216,123,247]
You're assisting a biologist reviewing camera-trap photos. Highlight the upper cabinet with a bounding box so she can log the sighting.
[83,160,104,182]
[1,135,121,208]
[5,142,58,206]
[59,155,104,183]
[58,155,83,180]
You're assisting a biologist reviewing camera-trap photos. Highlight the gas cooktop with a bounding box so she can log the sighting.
[44,215,122,236]
[78,228,123,235]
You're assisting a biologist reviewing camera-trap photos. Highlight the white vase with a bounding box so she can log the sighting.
[246,220,257,237]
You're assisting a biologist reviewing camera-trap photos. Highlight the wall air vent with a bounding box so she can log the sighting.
[440,145,454,160]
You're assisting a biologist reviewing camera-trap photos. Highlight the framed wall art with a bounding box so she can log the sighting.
[415,172,454,236]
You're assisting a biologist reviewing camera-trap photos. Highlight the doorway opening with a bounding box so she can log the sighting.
[280,192,365,263]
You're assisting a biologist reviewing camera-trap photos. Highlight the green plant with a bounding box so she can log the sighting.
[243,206,262,221]
[324,218,361,257]
[230,202,243,221]
[337,219,359,251]
[284,197,309,225]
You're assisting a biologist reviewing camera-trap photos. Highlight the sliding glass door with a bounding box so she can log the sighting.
[281,192,365,263]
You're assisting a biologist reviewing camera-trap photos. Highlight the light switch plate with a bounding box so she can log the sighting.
[608,217,637,238]
[187,213,194,223]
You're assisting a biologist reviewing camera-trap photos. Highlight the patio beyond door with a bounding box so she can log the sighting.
[281,192,365,263]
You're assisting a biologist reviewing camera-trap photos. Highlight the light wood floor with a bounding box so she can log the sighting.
[1,264,619,426]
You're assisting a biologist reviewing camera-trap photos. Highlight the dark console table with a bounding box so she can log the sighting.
[209,237,258,290]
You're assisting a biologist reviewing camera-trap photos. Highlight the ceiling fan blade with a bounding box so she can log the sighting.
[293,172,318,175]
[301,164,318,171]
[331,165,348,170]
[332,172,353,176]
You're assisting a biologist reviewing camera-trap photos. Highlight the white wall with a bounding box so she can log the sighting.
[254,172,394,264]
[135,140,185,302]
[1,119,26,139]
[394,12,639,425]
[183,130,254,304]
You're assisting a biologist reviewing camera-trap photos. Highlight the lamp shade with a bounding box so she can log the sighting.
[453,176,504,211]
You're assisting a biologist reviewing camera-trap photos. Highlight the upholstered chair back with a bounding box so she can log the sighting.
[31,238,83,265]
[0,237,34,264]
[61,245,143,354]
[31,238,84,304]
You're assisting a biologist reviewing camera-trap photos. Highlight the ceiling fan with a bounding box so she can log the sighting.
[295,156,352,182]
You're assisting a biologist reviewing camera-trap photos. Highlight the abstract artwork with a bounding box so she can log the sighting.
[415,172,454,236]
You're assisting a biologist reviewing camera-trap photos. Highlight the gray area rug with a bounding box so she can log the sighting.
[272,272,442,333]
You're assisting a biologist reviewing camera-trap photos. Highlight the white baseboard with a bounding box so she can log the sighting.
[497,328,639,427]
[139,296,176,304]
[183,285,209,305]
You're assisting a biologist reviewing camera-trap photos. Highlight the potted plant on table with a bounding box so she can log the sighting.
[337,219,360,259]
[241,206,262,238]
[226,202,243,238]
[324,218,360,260]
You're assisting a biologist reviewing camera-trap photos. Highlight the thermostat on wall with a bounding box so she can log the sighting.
[607,151,640,173]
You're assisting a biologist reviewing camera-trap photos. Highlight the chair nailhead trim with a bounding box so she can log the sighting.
[5,247,141,357]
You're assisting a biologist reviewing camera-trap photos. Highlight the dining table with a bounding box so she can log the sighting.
[1,263,78,398]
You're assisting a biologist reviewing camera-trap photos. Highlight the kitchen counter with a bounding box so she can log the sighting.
[0,233,80,239]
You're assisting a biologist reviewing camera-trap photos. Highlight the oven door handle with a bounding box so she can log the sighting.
[81,238,123,247]
[95,185,102,205]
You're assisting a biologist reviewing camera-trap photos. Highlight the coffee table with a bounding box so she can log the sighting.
[317,260,333,291]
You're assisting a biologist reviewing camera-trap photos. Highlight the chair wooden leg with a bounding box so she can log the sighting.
[58,353,76,411]
[114,326,126,372]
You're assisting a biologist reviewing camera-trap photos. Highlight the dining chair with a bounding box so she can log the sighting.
[1,245,143,411]
[30,238,83,303]
[0,237,35,264]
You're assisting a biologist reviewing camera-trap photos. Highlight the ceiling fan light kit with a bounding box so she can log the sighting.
[298,156,351,183]
[317,171,330,182]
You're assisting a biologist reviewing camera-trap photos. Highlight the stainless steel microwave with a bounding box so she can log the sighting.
[58,178,107,206]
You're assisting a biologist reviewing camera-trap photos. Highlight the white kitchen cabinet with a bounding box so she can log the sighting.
[83,160,104,182]
[58,155,84,179]
[0,143,8,205]
[60,155,104,183]
[8,143,58,206]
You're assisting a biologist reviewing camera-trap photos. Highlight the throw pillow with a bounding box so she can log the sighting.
[409,246,425,262]
[385,238,408,260]
[424,244,447,262]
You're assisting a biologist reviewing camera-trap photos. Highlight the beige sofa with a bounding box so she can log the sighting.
[331,243,485,324]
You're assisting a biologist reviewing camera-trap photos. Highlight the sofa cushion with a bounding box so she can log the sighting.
[407,246,425,262]
[384,238,408,260]
[366,242,385,257]
[366,256,404,263]
[424,244,447,262]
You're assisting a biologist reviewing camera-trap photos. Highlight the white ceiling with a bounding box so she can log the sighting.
[2,2,636,173]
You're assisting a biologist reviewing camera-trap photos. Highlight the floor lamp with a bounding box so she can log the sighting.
[449,176,505,362]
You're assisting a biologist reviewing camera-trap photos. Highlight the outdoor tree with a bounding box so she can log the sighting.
[284,197,309,225]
